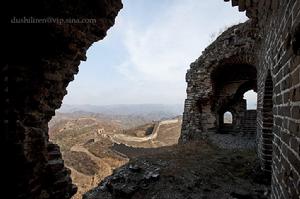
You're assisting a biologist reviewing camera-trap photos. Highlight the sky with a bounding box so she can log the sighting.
[63,0,254,107]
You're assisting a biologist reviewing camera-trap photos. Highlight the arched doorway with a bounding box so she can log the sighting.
[211,64,257,134]
[243,90,257,110]
[224,111,233,124]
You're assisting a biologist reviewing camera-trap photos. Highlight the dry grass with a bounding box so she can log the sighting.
[63,151,99,176]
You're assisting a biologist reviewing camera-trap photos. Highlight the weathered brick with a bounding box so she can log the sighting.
[291,68,300,85]
[290,136,299,155]
[281,131,290,145]
[291,106,300,119]
[275,94,283,104]
[290,87,300,102]
[283,91,290,103]
[287,149,300,174]
[289,120,300,137]
[275,117,283,126]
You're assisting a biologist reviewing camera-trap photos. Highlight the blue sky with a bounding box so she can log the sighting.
[63,0,253,106]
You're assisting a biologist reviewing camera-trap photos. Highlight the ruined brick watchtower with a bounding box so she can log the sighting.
[181,1,300,198]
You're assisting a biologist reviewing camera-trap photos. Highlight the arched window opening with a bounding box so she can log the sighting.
[224,111,233,124]
[243,90,257,110]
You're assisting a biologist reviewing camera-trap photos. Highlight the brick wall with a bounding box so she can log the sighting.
[255,1,300,198]
[241,110,257,135]
[257,72,273,173]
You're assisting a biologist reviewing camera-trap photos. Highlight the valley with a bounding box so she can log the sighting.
[49,106,182,199]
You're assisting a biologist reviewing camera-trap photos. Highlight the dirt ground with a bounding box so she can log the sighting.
[84,140,271,199]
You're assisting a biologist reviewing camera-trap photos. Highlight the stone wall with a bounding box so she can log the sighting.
[181,0,300,198]
[241,110,257,135]
[180,21,258,141]
[254,1,300,198]
[5,1,122,198]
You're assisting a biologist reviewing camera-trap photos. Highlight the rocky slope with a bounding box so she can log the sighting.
[84,141,270,199]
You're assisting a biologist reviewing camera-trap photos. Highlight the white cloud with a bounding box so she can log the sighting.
[119,2,201,82]
[118,0,247,83]
[63,0,249,106]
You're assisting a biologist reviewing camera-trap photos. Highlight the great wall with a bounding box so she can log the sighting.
[6,0,300,198]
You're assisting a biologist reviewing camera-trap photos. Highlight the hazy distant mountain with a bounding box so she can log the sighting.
[55,104,183,129]
[59,104,183,117]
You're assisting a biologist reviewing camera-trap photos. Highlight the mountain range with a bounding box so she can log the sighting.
[59,104,183,118]
[52,104,184,129]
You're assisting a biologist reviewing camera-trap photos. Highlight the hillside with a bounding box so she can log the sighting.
[49,112,182,199]
[49,115,128,199]
[49,112,270,199]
